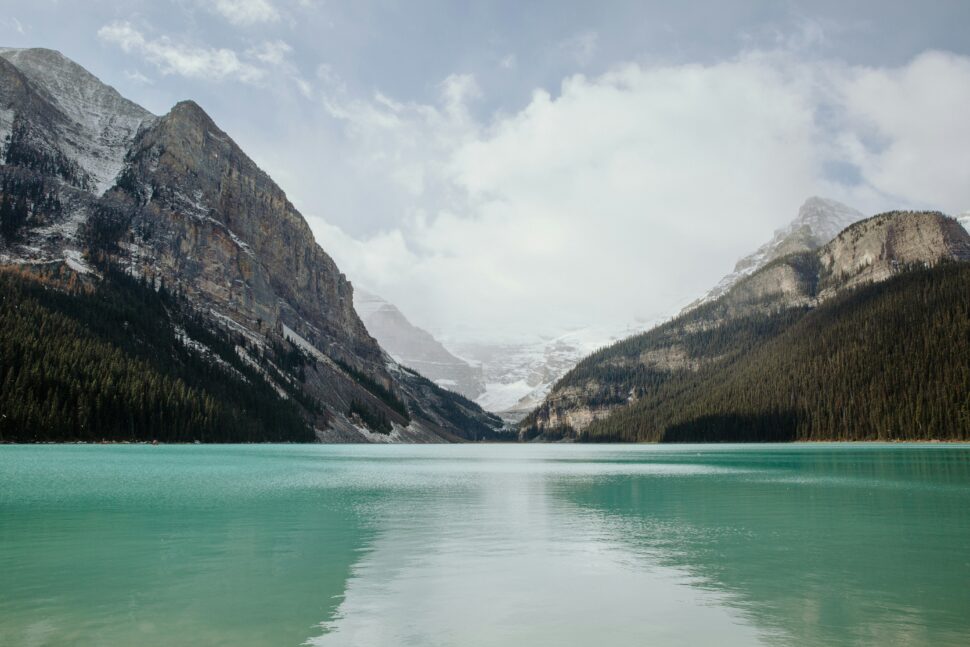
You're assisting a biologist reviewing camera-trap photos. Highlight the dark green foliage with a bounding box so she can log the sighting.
[0,267,315,442]
[334,358,410,420]
[565,262,970,442]
[348,399,391,434]
[82,202,132,255]
[0,169,62,241]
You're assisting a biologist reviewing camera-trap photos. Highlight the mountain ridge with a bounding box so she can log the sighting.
[353,289,486,400]
[0,47,505,443]
[523,210,970,441]
[683,197,863,312]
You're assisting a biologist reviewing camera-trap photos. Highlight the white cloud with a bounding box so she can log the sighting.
[834,51,970,211]
[98,21,265,83]
[268,49,970,342]
[209,0,280,26]
[248,39,292,65]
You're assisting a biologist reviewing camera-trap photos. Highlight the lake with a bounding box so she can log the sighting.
[1,444,969,646]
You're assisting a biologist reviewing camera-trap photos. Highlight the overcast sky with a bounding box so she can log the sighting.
[3,1,969,341]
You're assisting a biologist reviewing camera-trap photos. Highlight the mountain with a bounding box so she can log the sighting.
[353,289,485,400]
[473,197,862,423]
[523,211,970,442]
[0,47,505,443]
[449,328,623,422]
[684,197,863,312]
[958,211,970,233]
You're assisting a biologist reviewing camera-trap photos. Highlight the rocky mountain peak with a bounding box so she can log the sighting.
[0,46,154,194]
[795,196,863,237]
[683,196,863,312]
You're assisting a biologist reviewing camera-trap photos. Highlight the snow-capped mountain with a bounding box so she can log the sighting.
[684,197,864,312]
[0,48,154,195]
[0,47,504,443]
[354,289,485,399]
[958,211,970,233]
[450,323,653,422]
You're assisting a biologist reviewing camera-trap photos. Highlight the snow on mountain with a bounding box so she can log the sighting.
[354,289,486,399]
[450,323,656,421]
[0,47,155,194]
[684,197,864,312]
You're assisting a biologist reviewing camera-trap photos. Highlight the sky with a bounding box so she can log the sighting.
[2,0,969,342]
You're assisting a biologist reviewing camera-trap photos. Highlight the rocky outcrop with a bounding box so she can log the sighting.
[817,211,970,298]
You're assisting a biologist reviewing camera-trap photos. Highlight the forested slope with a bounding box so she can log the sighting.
[567,262,970,442]
[0,267,317,442]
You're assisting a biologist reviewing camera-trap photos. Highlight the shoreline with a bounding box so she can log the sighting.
[2,439,969,446]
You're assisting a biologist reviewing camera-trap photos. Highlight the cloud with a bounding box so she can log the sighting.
[99,22,309,93]
[209,0,280,26]
[98,21,265,83]
[287,47,970,343]
[833,51,970,211]
[247,39,292,65]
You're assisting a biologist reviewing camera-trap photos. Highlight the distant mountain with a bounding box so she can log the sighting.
[523,211,970,442]
[450,329,622,422]
[0,47,505,443]
[684,197,863,312]
[353,289,485,400]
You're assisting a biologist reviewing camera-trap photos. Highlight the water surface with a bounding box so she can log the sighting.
[1,444,969,646]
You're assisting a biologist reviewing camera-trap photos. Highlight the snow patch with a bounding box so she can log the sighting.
[173,325,245,380]
[63,249,92,274]
[282,324,325,361]
[476,380,534,412]
[235,345,288,398]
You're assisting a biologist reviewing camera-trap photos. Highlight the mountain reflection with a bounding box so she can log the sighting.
[310,445,970,647]
[555,445,970,646]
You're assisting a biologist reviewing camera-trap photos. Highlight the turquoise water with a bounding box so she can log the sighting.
[1,444,969,646]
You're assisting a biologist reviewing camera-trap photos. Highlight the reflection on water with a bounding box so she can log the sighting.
[2,444,969,646]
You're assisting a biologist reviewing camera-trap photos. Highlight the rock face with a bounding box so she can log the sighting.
[0,47,503,442]
[116,100,383,376]
[525,210,970,439]
[684,197,863,312]
[354,289,485,399]
[817,211,970,297]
